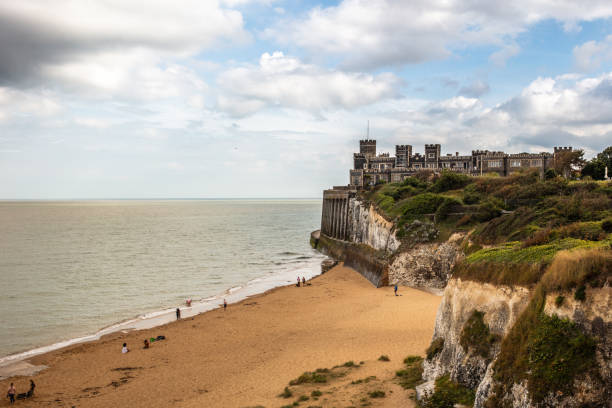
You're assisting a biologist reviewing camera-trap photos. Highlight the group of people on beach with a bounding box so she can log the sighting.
[6,380,35,404]
[296,276,307,287]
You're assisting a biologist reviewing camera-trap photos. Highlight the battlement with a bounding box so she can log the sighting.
[554,146,573,153]
[425,144,441,148]
[360,139,376,144]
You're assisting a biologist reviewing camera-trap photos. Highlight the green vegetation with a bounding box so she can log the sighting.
[487,275,599,406]
[460,310,500,358]
[297,395,309,402]
[289,371,328,385]
[310,390,322,397]
[426,338,444,360]
[368,390,386,398]
[279,387,293,398]
[351,376,376,385]
[420,374,475,408]
[378,355,390,362]
[395,356,424,389]
[554,295,564,307]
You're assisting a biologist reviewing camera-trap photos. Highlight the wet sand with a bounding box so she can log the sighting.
[0,264,441,407]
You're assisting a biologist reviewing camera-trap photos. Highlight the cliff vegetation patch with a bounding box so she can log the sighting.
[420,374,475,408]
[395,356,424,389]
[487,282,599,406]
[460,310,500,358]
[426,338,444,360]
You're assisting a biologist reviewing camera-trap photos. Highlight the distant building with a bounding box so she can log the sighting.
[349,140,569,188]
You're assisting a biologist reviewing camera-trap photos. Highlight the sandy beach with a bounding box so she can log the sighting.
[1,264,441,407]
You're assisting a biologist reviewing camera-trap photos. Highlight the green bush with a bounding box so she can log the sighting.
[460,310,500,358]
[368,390,386,398]
[475,198,503,222]
[554,295,564,307]
[545,169,557,179]
[289,371,327,385]
[435,197,462,220]
[396,356,424,389]
[279,387,293,398]
[527,314,596,401]
[430,171,472,193]
[378,355,390,362]
[426,338,444,360]
[399,193,447,216]
[421,374,475,408]
[311,390,322,397]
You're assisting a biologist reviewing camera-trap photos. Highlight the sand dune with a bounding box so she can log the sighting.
[1,264,441,407]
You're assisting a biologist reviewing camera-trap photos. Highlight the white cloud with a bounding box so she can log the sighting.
[0,1,249,86]
[217,52,400,116]
[267,0,612,69]
[573,35,612,71]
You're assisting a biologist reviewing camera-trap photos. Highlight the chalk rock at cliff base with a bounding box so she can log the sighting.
[415,380,434,401]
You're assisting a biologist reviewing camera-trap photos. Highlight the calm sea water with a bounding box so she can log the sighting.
[0,200,324,360]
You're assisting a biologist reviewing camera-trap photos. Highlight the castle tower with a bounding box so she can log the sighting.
[395,145,412,168]
[360,139,376,158]
[424,144,441,168]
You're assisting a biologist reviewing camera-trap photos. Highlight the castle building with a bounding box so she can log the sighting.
[349,140,568,188]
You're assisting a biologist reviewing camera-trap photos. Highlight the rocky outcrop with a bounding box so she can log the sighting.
[424,279,612,408]
[347,199,400,253]
[388,233,465,292]
[423,279,532,406]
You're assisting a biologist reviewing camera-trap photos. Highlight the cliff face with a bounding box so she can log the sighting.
[388,233,465,292]
[422,279,612,408]
[421,279,532,403]
[347,199,400,252]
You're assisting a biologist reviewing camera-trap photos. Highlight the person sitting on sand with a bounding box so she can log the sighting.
[122,343,129,353]
[144,339,150,349]
[7,383,15,404]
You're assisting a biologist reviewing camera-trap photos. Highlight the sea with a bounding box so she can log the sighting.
[0,199,325,365]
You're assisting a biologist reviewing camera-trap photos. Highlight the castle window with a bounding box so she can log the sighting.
[511,160,521,167]
[531,159,541,167]
[428,153,435,158]
[488,160,502,168]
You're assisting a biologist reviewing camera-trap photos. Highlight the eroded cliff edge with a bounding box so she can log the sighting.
[315,172,612,407]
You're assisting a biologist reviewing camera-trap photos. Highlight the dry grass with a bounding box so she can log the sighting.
[541,248,612,291]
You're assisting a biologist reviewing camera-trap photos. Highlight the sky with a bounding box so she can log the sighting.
[0,0,611,199]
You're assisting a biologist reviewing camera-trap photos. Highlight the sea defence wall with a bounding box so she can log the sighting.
[320,187,352,241]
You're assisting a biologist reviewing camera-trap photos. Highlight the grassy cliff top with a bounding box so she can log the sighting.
[361,171,612,285]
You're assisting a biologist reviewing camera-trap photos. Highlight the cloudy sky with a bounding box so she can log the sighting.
[1,0,611,198]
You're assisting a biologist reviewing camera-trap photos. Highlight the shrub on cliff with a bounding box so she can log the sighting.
[426,338,444,360]
[396,356,424,389]
[429,171,472,193]
[420,374,475,408]
[460,310,500,358]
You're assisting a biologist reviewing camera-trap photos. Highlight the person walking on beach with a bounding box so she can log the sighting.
[297,277,300,287]
[7,383,15,404]
[394,283,398,296]
[122,343,129,353]
[223,299,227,311]
[302,276,306,286]
[176,307,181,320]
